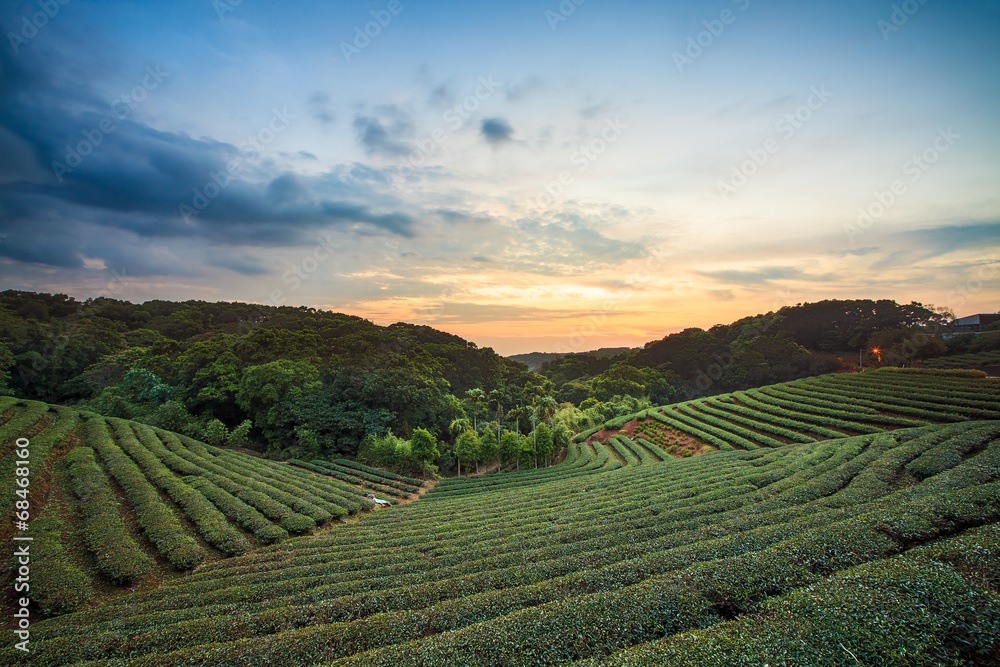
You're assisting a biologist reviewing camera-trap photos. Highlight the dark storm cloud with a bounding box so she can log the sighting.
[207,253,271,276]
[0,47,416,274]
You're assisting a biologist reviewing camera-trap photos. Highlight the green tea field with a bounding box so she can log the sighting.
[5,369,1000,666]
[0,399,423,616]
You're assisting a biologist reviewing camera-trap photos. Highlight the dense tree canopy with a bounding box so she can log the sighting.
[0,291,533,457]
[0,291,962,471]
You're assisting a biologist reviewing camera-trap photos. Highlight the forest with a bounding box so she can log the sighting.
[0,291,969,471]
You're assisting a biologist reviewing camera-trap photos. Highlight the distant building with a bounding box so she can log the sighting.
[952,312,1000,333]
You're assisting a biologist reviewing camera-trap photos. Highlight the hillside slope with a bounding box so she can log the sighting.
[580,368,1000,454]
[0,398,419,616]
[18,415,1000,665]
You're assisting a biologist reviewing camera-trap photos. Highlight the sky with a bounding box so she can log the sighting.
[0,0,998,355]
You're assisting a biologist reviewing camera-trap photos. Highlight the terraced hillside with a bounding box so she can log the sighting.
[288,458,425,504]
[923,350,1000,371]
[584,368,1000,453]
[0,397,405,615]
[6,370,1000,665]
[18,415,1000,666]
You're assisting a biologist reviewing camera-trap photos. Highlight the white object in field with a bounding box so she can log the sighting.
[367,493,391,507]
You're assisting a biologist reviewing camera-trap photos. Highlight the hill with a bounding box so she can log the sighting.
[508,347,634,372]
[0,291,533,459]
[13,370,1000,666]
[0,292,960,461]
[578,367,1000,451]
[0,397,424,617]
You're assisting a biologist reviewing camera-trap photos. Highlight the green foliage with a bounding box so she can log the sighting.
[237,359,321,446]
[477,424,499,465]
[331,459,423,487]
[114,420,252,557]
[358,433,421,475]
[227,419,252,447]
[66,446,156,583]
[866,327,948,367]
[19,415,1000,666]
[0,340,14,395]
[410,428,440,475]
[535,423,554,465]
[499,430,520,468]
[84,418,206,570]
[201,418,228,447]
[455,430,479,475]
[16,517,91,616]
[293,426,322,460]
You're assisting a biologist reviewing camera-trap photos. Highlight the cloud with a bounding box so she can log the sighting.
[481,118,514,146]
[710,289,736,301]
[308,92,335,125]
[352,105,414,157]
[578,100,612,120]
[207,252,271,275]
[0,47,418,275]
[266,173,308,204]
[428,83,454,108]
[505,77,544,103]
[699,266,807,285]
[904,222,1000,255]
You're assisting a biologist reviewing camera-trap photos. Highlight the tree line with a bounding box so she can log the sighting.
[0,292,965,477]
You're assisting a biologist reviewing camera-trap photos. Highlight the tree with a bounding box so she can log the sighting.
[202,419,228,446]
[489,387,507,449]
[590,363,647,402]
[867,328,948,367]
[410,428,440,477]
[535,422,554,467]
[524,379,554,469]
[0,341,14,396]
[464,388,486,431]
[455,430,479,477]
[518,434,535,470]
[294,426,322,460]
[552,422,572,458]
[227,419,252,447]
[449,416,471,438]
[121,368,172,404]
[499,430,520,472]
[478,424,499,471]
[537,395,558,425]
[236,359,321,448]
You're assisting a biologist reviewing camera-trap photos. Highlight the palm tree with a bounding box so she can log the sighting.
[537,395,558,426]
[464,388,486,432]
[507,405,531,471]
[525,380,552,469]
[489,388,505,455]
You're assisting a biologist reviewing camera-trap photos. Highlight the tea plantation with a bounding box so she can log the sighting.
[5,368,1000,665]
[0,398,420,616]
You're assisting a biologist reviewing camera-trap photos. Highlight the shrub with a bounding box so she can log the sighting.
[66,446,156,583]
